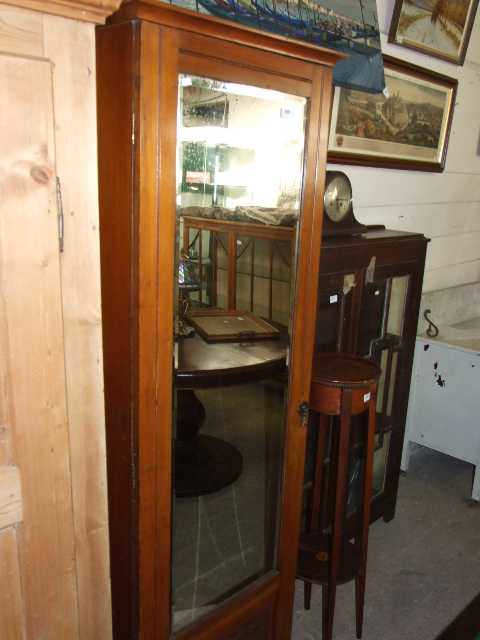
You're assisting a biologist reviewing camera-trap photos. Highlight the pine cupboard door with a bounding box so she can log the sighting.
[96,5,340,639]
[0,53,79,639]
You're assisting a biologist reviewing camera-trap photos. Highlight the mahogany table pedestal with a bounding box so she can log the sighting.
[297,352,381,640]
[175,388,243,498]
[175,331,288,498]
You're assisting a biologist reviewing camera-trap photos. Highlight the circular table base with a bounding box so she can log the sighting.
[175,434,243,498]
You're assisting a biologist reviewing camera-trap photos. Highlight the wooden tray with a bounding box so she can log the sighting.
[185,310,279,343]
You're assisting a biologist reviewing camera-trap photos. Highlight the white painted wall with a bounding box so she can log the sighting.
[328,0,480,294]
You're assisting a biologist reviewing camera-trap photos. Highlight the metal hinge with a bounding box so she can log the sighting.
[297,401,309,428]
[56,177,64,253]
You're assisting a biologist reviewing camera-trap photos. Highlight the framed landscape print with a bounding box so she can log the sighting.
[388,0,479,64]
[328,56,457,172]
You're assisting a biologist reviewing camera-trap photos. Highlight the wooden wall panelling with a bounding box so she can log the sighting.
[339,164,480,293]
[355,202,480,238]
[353,170,480,209]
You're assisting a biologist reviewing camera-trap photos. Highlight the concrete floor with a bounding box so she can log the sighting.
[291,445,480,640]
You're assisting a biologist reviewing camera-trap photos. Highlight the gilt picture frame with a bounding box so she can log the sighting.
[388,0,479,65]
[327,56,457,172]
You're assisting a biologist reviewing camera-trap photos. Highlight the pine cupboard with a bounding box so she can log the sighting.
[96,2,342,638]
[0,1,118,637]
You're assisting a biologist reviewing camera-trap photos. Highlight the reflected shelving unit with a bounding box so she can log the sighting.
[182,215,296,325]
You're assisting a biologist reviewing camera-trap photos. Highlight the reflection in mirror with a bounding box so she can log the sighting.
[370,276,408,503]
[372,431,390,499]
[171,75,307,632]
[387,276,408,337]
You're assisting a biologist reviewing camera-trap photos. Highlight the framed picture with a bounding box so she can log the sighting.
[327,56,457,172]
[388,0,479,65]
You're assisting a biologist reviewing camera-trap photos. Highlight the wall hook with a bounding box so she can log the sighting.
[424,309,439,338]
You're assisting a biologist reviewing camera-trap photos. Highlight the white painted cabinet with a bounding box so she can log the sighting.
[402,334,480,502]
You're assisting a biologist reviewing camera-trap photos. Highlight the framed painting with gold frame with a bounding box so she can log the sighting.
[388,0,479,65]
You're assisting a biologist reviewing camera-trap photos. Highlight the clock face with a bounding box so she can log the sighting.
[324,174,352,222]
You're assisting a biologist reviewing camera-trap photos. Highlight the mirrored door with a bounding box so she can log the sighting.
[96,11,340,639]
[172,75,306,633]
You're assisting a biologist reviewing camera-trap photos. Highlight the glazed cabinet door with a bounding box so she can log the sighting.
[307,237,426,540]
[313,271,356,354]
[96,7,339,640]
[357,262,420,528]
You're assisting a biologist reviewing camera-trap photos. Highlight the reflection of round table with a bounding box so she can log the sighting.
[175,332,288,498]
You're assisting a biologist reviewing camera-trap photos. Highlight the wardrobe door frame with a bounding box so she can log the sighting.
[98,6,339,637]
[145,23,336,640]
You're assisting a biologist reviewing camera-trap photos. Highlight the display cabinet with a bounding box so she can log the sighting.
[182,214,296,324]
[303,227,429,539]
[96,3,342,639]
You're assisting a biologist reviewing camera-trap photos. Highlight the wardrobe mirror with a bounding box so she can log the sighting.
[172,73,306,632]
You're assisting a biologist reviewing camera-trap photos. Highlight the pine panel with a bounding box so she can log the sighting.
[0,52,79,638]
[0,4,43,56]
[0,529,23,639]
[0,0,121,24]
[43,13,112,639]
[0,467,22,530]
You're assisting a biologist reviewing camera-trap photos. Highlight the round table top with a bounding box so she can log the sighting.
[311,352,381,389]
[176,331,288,389]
